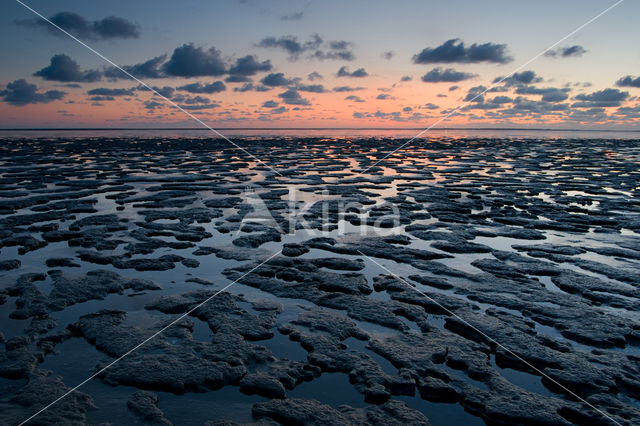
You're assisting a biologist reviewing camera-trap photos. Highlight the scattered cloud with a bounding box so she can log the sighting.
[137,85,175,98]
[270,106,288,114]
[278,88,310,105]
[105,55,167,80]
[413,38,512,64]
[297,84,326,93]
[336,66,368,78]
[88,95,114,102]
[0,79,65,106]
[573,88,629,108]
[515,86,570,102]
[163,44,227,77]
[260,72,293,87]
[257,34,355,61]
[616,75,640,88]
[544,45,587,58]
[421,67,476,82]
[16,11,140,40]
[491,96,512,104]
[177,81,226,94]
[345,95,364,102]
[333,86,365,92]
[234,83,255,92]
[227,55,273,81]
[381,51,395,60]
[376,94,391,100]
[87,87,135,96]
[308,71,323,81]
[34,54,101,82]
[494,70,542,86]
[262,100,279,108]
[400,75,412,82]
[464,85,488,103]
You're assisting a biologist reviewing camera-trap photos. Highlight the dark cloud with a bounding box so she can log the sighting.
[16,11,139,40]
[175,95,211,105]
[424,103,440,110]
[257,35,307,58]
[352,110,433,122]
[233,83,255,92]
[512,97,569,113]
[257,34,355,61]
[462,95,514,111]
[333,86,365,92]
[336,66,368,78]
[345,95,364,102]
[376,94,390,100]
[105,55,167,80]
[573,88,629,108]
[464,85,487,103]
[544,45,586,58]
[270,106,288,114]
[34,54,101,82]
[179,103,220,111]
[233,83,270,92]
[515,86,569,102]
[308,71,323,81]
[278,88,310,105]
[616,75,640,88]
[163,44,227,77]
[493,70,541,86]
[491,96,513,104]
[614,105,640,119]
[144,100,163,111]
[0,79,65,106]
[93,16,140,40]
[281,12,304,21]
[413,39,512,64]
[260,72,293,87]
[136,85,175,98]
[225,75,251,83]
[449,85,459,91]
[312,47,354,61]
[88,95,114,101]
[297,84,326,93]
[228,55,272,77]
[262,100,279,108]
[87,87,135,96]
[400,75,412,82]
[177,81,226,94]
[381,51,395,60]
[421,67,476,83]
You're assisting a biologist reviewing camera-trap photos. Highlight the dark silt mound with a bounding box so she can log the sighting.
[0,137,639,425]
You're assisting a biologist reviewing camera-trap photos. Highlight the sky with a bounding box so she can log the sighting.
[1,0,639,129]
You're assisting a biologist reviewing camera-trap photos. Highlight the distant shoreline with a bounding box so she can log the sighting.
[1,127,639,133]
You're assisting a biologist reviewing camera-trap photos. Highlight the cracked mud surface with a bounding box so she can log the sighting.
[0,137,639,425]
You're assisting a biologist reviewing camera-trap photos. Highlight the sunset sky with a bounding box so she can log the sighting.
[1,0,639,129]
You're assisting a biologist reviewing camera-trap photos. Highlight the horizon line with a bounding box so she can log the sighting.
[1,126,640,133]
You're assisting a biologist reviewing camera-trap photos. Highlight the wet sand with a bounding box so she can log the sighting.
[0,137,639,425]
